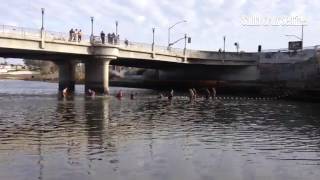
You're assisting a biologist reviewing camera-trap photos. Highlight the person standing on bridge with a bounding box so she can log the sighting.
[107,33,111,44]
[111,33,115,44]
[101,31,106,44]
[78,29,82,42]
[74,29,78,42]
[69,28,74,41]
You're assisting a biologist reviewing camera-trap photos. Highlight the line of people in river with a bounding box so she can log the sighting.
[69,28,82,42]
[61,87,217,101]
[114,88,216,101]
[158,88,216,102]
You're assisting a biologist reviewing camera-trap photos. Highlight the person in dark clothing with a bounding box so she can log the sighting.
[124,39,129,46]
[69,28,74,41]
[100,31,105,44]
[107,33,111,43]
[111,33,115,44]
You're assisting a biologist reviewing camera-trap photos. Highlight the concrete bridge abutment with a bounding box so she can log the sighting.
[85,57,115,95]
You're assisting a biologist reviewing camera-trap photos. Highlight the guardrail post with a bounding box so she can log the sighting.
[40,28,45,49]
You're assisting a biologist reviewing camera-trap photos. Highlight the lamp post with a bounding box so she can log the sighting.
[41,8,45,30]
[90,16,94,36]
[223,36,226,52]
[152,28,155,57]
[152,28,155,45]
[168,20,187,47]
[168,33,191,50]
[115,21,118,36]
[234,42,239,53]
[285,24,304,49]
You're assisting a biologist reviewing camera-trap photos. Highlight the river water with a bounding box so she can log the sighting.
[0,79,320,180]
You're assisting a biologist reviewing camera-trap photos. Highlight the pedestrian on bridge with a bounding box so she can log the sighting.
[74,29,78,42]
[69,28,74,41]
[124,39,129,46]
[78,29,82,42]
[111,33,115,44]
[101,31,106,44]
[107,33,111,44]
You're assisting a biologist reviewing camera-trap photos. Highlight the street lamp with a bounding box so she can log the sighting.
[234,42,239,53]
[115,21,118,36]
[152,28,155,45]
[90,16,94,36]
[168,33,191,48]
[168,20,187,47]
[223,36,226,52]
[41,8,45,30]
[285,25,304,49]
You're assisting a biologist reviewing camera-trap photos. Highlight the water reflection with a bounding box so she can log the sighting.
[1,80,320,180]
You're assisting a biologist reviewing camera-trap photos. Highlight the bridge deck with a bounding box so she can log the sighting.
[0,25,257,66]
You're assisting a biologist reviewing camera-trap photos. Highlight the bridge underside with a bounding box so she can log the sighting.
[0,48,258,96]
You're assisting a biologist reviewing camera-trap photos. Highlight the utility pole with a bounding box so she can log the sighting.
[167,20,187,47]
[41,8,45,30]
[90,17,94,36]
[301,24,304,49]
[223,36,226,52]
[115,21,118,36]
[152,28,155,45]
[152,28,155,58]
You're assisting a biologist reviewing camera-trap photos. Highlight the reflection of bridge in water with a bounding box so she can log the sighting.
[0,25,258,94]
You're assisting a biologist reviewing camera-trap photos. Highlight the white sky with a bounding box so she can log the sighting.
[1,0,319,64]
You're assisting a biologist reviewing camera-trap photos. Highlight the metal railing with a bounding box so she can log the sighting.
[261,45,320,53]
[0,25,41,39]
[0,24,187,56]
[91,35,185,56]
[3,24,299,61]
[0,24,186,55]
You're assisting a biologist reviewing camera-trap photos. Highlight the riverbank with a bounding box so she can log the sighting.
[0,70,58,82]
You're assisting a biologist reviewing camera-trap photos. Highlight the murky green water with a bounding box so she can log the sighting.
[0,80,320,180]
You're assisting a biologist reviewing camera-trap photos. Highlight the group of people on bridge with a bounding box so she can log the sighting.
[100,31,120,45]
[69,28,82,42]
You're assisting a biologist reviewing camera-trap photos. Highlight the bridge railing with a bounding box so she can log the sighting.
[261,45,320,53]
[187,49,258,61]
[91,35,185,56]
[45,30,91,44]
[0,25,92,44]
[0,24,258,60]
[0,25,41,39]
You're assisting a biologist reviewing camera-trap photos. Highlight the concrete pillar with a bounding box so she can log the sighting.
[57,61,76,94]
[85,58,111,95]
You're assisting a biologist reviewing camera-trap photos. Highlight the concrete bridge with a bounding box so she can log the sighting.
[0,25,258,94]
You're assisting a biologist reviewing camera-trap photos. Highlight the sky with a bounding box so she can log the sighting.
[1,0,320,64]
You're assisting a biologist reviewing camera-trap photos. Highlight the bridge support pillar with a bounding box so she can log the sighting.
[85,57,112,95]
[57,61,76,94]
